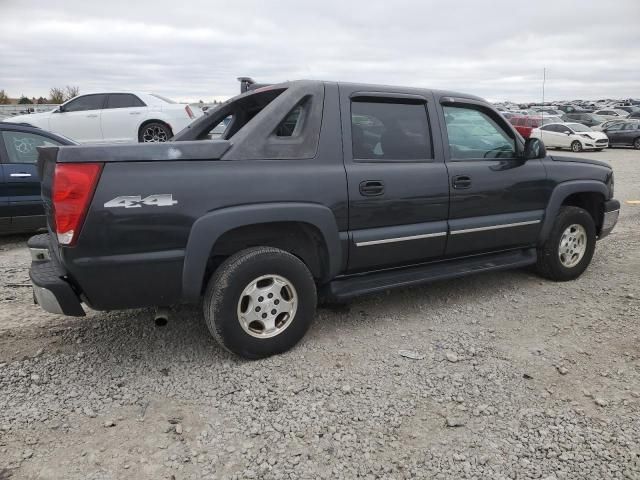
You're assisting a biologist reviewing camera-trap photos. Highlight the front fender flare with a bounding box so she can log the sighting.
[181,202,342,301]
[538,180,608,244]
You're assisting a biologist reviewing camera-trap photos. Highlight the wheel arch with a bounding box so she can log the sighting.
[137,118,174,140]
[182,203,342,301]
[539,181,608,244]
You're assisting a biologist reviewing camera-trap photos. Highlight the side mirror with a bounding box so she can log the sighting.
[524,137,546,160]
[564,131,571,135]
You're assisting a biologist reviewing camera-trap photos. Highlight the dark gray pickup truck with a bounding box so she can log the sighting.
[29,79,619,358]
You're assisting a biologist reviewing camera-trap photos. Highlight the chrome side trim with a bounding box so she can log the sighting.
[356,231,447,247]
[450,220,541,235]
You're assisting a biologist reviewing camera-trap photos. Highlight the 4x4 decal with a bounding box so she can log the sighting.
[104,194,178,209]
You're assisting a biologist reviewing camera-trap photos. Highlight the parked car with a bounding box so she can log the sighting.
[5,92,200,144]
[600,120,640,149]
[592,119,625,132]
[0,122,75,234]
[626,111,640,120]
[613,106,640,115]
[593,109,630,120]
[561,112,606,128]
[531,122,608,152]
[28,79,619,359]
[541,115,565,125]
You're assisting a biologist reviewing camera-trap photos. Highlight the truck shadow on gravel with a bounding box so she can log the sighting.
[50,268,536,369]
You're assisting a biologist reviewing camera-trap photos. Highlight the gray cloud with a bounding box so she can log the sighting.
[1,0,639,102]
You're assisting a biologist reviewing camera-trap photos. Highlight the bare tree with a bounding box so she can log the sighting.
[49,87,65,104]
[0,89,10,105]
[64,85,80,101]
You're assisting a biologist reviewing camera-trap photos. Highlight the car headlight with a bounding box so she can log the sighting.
[578,133,593,139]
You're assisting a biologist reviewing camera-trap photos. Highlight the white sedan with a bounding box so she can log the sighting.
[530,122,609,152]
[5,92,201,144]
[593,109,630,121]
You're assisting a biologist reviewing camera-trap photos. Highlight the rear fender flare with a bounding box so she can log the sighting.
[182,202,341,301]
[538,180,608,244]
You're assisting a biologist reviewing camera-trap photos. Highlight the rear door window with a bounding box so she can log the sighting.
[351,100,432,160]
[106,94,146,109]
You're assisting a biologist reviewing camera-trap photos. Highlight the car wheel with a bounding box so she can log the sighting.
[138,122,172,143]
[634,138,640,150]
[535,206,596,281]
[571,140,583,152]
[203,247,317,359]
[595,149,603,152]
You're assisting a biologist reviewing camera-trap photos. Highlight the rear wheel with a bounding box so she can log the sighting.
[634,137,640,150]
[571,140,583,152]
[535,206,596,281]
[138,122,172,143]
[203,247,317,359]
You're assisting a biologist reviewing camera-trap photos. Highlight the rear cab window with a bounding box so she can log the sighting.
[350,99,432,161]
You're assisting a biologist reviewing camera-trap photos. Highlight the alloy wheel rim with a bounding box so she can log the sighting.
[142,125,168,142]
[236,274,298,339]
[558,224,587,268]
[572,142,581,152]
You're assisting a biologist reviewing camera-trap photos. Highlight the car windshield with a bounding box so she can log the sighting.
[589,114,607,122]
[568,123,593,132]
[541,116,563,125]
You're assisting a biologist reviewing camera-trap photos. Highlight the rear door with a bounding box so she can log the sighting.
[101,93,148,142]
[340,86,449,272]
[48,94,106,143]
[0,129,64,230]
[439,99,550,257]
[0,164,8,229]
[620,122,640,146]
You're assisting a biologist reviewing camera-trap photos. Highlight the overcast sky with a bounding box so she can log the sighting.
[1,0,639,103]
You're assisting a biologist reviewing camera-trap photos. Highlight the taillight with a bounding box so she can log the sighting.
[52,163,102,246]
[185,105,195,119]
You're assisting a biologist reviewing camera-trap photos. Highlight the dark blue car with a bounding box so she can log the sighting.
[0,122,75,234]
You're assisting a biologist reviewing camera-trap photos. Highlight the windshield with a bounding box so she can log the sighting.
[589,114,607,123]
[542,116,563,125]
[568,123,593,132]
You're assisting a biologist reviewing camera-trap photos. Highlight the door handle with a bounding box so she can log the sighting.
[452,175,472,189]
[86,114,98,118]
[359,180,385,196]
[10,173,32,178]
[129,111,141,115]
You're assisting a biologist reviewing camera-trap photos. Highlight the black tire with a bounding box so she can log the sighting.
[633,137,640,150]
[570,140,583,153]
[595,148,604,152]
[203,247,317,359]
[138,122,172,143]
[535,206,596,281]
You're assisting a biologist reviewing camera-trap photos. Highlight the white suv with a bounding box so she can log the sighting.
[6,92,201,144]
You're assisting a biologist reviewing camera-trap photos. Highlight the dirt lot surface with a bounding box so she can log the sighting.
[1,149,639,479]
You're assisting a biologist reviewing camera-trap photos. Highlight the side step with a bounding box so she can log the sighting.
[325,248,537,301]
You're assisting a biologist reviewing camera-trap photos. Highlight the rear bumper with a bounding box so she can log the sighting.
[28,234,85,317]
[599,199,620,239]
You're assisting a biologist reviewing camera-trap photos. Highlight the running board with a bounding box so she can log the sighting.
[325,248,537,301]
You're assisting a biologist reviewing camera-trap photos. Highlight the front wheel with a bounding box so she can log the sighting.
[138,122,172,143]
[203,247,317,359]
[634,138,640,150]
[571,140,583,152]
[535,206,596,281]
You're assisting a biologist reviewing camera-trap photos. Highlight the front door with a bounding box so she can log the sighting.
[0,130,63,230]
[439,100,552,257]
[340,85,449,272]
[49,94,106,143]
[0,164,8,229]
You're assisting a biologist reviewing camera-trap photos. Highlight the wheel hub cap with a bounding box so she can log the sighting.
[142,126,168,143]
[237,274,298,338]
[558,224,587,268]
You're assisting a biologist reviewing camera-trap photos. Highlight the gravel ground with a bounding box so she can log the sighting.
[1,149,639,480]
